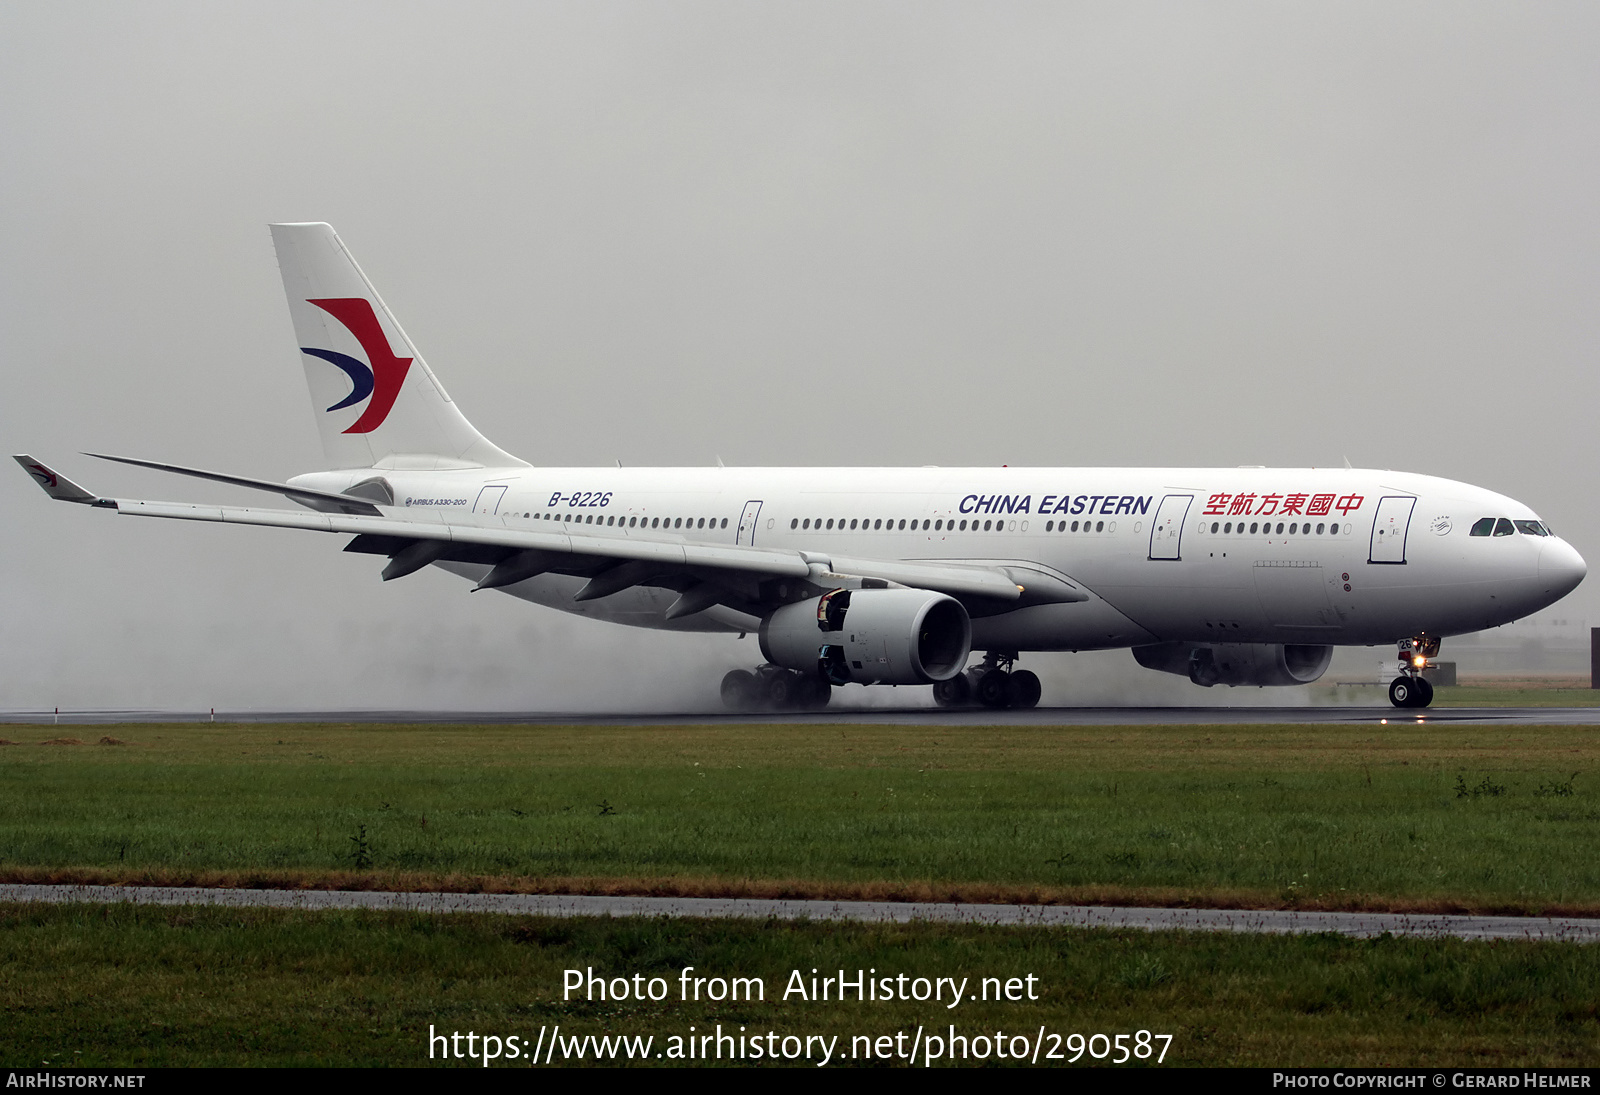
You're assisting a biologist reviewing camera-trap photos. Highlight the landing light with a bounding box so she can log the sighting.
[1412,656,1426,668]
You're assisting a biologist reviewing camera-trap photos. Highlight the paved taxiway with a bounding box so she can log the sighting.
[2,706,1598,725]
[2,885,1596,943]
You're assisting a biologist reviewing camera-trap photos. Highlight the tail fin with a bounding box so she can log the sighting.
[269,222,527,470]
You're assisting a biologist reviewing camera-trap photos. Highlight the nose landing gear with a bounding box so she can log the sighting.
[1388,636,1440,708]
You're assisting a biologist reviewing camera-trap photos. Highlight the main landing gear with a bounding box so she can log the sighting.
[721,666,832,712]
[1388,635,1440,709]
[932,652,1042,710]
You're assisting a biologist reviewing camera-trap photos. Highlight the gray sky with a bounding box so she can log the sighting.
[3,2,1595,711]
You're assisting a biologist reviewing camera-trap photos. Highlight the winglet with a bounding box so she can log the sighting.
[12,456,106,504]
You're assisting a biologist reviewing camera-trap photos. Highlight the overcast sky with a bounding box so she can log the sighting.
[2,2,1595,712]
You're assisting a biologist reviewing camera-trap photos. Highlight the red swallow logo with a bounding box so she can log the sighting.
[306,298,413,434]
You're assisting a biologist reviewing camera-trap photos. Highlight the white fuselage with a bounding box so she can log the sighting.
[291,463,1586,653]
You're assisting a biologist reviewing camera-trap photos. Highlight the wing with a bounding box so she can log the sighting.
[15,457,1052,621]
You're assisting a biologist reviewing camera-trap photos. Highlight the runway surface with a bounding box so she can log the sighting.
[3,884,1595,943]
[3,705,1598,725]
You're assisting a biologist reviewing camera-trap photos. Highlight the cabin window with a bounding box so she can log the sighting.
[1514,520,1547,536]
[959,520,968,531]
[1096,521,1104,532]
[1046,521,1054,532]
[1275,522,1284,534]
[791,518,798,529]
[720,518,728,528]
[1469,518,1495,536]
[1248,522,1257,534]
[1209,522,1218,533]
[1494,518,1515,536]
[1315,522,1324,534]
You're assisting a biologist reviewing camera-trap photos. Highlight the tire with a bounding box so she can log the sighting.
[1009,670,1042,709]
[1388,676,1419,708]
[764,672,796,709]
[976,669,1012,709]
[798,675,832,711]
[932,675,971,708]
[721,670,757,711]
[1413,676,1434,708]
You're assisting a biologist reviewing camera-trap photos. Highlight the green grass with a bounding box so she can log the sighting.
[1,722,1597,911]
[1,902,1595,1067]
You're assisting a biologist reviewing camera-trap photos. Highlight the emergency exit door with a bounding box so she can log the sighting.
[737,500,763,545]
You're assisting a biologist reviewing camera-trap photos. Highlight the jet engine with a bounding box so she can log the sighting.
[1132,642,1334,688]
[760,588,971,686]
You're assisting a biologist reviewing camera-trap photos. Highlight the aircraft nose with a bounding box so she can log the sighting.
[1539,539,1587,600]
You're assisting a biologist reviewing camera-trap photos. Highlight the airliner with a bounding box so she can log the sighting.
[15,223,1587,710]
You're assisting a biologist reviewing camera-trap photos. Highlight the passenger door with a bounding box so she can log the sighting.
[1368,496,1416,564]
[1148,494,1193,560]
[473,485,507,517]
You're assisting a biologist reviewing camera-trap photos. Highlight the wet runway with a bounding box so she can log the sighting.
[2,705,1598,725]
[2,884,1595,943]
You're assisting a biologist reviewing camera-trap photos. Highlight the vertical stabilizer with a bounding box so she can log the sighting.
[269,223,527,470]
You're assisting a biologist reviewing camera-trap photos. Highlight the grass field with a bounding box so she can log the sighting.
[1,719,1596,913]
[1432,678,1600,708]
[3,902,1597,1067]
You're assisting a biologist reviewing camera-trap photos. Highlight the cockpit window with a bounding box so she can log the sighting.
[1514,520,1548,536]
[1469,518,1496,536]
[1494,518,1515,537]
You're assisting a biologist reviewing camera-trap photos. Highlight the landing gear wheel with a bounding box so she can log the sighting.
[1413,677,1434,708]
[721,670,758,712]
[932,675,971,708]
[764,672,796,709]
[1388,676,1414,708]
[1009,670,1042,709]
[976,669,1013,709]
[1388,676,1433,709]
[797,674,832,711]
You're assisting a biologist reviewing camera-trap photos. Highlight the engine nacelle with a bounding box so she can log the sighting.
[760,588,971,685]
[1132,642,1333,687]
